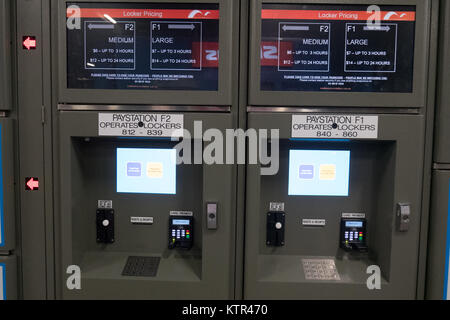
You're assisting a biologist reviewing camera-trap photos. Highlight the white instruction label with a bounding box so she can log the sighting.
[170,211,193,217]
[302,219,326,227]
[99,113,184,138]
[292,115,378,139]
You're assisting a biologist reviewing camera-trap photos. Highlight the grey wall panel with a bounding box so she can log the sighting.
[17,0,51,299]
[415,0,439,299]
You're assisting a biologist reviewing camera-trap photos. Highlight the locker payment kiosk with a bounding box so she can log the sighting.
[55,0,238,299]
[244,0,433,300]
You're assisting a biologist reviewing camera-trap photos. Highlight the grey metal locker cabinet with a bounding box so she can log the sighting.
[51,0,241,299]
[16,0,55,299]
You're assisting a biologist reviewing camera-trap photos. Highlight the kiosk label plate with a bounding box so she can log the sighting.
[99,113,183,137]
[292,114,378,139]
[342,213,366,219]
[170,211,193,217]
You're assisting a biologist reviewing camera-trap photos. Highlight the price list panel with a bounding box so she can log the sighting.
[260,4,416,93]
[84,21,136,70]
[67,3,219,90]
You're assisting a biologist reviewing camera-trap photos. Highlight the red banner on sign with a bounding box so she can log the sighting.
[261,10,416,21]
[68,9,220,20]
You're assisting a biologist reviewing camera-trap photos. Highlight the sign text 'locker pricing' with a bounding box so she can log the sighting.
[99,113,184,138]
[292,115,378,139]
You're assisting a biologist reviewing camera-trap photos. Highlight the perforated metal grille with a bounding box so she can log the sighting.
[302,259,341,281]
[122,256,161,277]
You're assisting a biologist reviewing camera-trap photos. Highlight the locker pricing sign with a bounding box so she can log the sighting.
[292,115,378,139]
[99,113,184,138]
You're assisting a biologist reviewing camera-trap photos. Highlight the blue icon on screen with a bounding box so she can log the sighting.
[127,162,142,177]
[299,165,314,179]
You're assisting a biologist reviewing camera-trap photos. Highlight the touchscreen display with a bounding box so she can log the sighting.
[117,148,176,194]
[288,150,350,197]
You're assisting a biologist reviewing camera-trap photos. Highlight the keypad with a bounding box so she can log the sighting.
[344,231,364,242]
[171,228,191,241]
